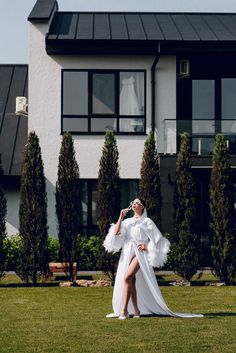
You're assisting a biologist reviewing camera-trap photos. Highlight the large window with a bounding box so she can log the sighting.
[80,179,139,235]
[62,70,146,134]
[177,70,236,154]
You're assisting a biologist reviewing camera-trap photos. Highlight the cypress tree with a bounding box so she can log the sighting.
[209,134,236,285]
[56,132,81,283]
[139,130,162,228]
[170,132,200,281]
[18,132,48,285]
[97,130,120,284]
[0,154,7,280]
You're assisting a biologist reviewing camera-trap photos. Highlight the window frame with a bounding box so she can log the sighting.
[61,69,146,135]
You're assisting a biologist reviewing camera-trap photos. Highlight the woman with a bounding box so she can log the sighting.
[103,198,203,319]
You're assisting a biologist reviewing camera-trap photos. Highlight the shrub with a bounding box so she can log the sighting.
[97,130,121,284]
[139,130,162,228]
[171,132,200,281]
[56,132,82,283]
[209,134,236,285]
[4,234,23,271]
[47,237,60,263]
[78,235,100,271]
[18,132,49,285]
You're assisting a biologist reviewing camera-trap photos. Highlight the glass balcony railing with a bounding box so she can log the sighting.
[164,119,236,155]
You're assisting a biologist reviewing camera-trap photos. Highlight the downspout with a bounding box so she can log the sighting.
[151,42,161,131]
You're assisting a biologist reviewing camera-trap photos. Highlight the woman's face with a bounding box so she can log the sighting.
[131,199,144,213]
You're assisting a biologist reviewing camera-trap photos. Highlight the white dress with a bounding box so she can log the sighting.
[103,215,203,318]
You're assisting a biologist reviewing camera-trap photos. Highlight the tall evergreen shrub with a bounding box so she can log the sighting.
[56,132,81,283]
[97,130,120,284]
[170,132,200,281]
[0,154,7,280]
[209,134,236,285]
[139,130,162,227]
[18,132,48,285]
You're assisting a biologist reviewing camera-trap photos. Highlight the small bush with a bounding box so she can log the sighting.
[47,236,59,262]
[4,234,23,271]
[3,234,100,273]
[78,235,100,271]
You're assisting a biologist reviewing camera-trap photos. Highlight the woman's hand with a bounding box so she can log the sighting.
[138,243,147,251]
[114,208,130,235]
[120,208,130,220]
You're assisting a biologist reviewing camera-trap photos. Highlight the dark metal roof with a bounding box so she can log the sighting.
[28,0,58,22]
[46,12,236,55]
[0,65,28,176]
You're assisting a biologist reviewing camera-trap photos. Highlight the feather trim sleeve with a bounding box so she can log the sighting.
[103,223,126,253]
[146,219,170,268]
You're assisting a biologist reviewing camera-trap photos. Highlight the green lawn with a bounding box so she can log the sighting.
[0,275,235,353]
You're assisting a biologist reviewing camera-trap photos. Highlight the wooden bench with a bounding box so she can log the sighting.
[47,262,77,281]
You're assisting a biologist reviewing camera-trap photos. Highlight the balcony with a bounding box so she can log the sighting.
[164,119,236,155]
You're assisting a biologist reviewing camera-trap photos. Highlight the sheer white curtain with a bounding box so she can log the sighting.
[119,72,144,132]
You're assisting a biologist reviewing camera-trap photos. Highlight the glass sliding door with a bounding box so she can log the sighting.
[192,80,215,154]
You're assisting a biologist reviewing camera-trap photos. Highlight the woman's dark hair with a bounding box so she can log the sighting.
[134,197,146,213]
[138,198,146,208]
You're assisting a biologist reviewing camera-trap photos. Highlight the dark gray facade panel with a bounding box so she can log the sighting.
[140,14,164,40]
[125,14,147,40]
[0,115,19,175]
[76,14,94,40]
[10,117,28,176]
[186,15,217,41]
[0,67,13,129]
[5,67,27,115]
[202,14,235,40]
[171,14,200,41]
[155,14,182,40]
[28,0,58,22]
[94,14,110,40]
[109,14,128,39]
[0,65,28,177]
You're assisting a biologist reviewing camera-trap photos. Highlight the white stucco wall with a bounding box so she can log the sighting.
[28,21,177,235]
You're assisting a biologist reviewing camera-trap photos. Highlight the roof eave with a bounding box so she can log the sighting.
[45,39,236,56]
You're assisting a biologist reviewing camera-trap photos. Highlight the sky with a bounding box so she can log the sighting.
[1,0,236,64]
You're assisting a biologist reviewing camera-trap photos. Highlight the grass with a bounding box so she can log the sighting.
[0,274,235,353]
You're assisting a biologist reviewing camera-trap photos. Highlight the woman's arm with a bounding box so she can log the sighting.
[114,208,130,235]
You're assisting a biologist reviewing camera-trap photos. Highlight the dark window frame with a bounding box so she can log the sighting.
[177,55,236,154]
[80,178,139,236]
[61,69,146,135]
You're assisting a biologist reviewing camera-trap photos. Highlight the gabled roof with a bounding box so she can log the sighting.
[0,65,28,176]
[46,12,236,55]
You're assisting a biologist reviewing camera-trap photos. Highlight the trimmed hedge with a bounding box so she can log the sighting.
[3,234,100,272]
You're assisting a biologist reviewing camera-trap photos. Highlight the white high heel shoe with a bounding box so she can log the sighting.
[118,311,130,320]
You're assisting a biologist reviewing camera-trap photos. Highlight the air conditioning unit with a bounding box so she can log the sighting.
[179,60,190,75]
[15,96,28,116]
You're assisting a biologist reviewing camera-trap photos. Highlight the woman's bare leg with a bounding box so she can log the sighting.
[120,256,140,316]
[130,276,140,315]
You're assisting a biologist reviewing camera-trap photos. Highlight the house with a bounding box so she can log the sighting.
[2,0,236,262]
